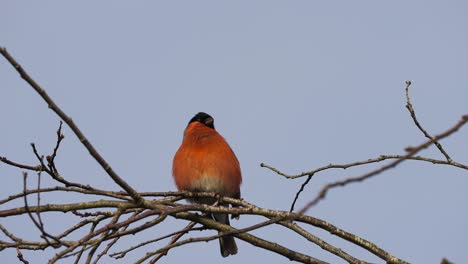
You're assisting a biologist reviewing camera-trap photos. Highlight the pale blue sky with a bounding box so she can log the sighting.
[1,1,467,263]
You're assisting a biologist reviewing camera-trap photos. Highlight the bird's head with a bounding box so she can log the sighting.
[189,112,215,129]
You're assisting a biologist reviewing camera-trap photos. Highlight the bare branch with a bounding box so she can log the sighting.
[0,156,43,171]
[178,213,328,264]
[110,225,205,259]
[405,80,452,161]
[149,221,197,263]
[48,121,64,166]
[34,172,47,244]
[56,215,111,241]
[1,193,408,263]
[85,209,123,263]
[16,247,30,264]
[0,47,144,206]
[279,221,368,264]
[267,153,467,214]
[92,212,140,264]
[262,154,468,180]
[299,114,468,212]
[290,175,313,212]
[0,225,23,243]
[138,219,282,264]
[22,172,64,248]
[48,210,163,263]
[0,200,135,217]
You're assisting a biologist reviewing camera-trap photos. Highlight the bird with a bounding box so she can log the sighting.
[172,112,242,257]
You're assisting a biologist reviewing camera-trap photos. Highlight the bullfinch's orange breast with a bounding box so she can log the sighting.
[172,122,242,197]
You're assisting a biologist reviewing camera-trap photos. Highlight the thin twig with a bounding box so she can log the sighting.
[290,175,313,212]
[50,121,64,162]
[0,156,43,171]
[149,222,197,263]
[56,215,111,241]
[0,225,23,242]
[35,172,46,239]
[72,217,101,264]
[16,247,30,264]
[85,209,123,263]
[109,226,205,259]
[22,172,64,248]
[405,80,452,161]
[1,186,131,206]
[30,144,48,174]
[279,221,368,264]
[262,154,468,180]
[93,212,141,264]
[46,121,64,175]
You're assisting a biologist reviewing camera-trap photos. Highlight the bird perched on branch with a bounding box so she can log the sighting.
[172,112,242,257]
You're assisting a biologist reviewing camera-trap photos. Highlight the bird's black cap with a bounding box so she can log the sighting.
[189,112,215,129]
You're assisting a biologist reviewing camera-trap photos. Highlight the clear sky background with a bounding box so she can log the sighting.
[1,1,467,263]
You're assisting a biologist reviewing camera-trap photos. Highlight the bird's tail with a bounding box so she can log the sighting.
[213,213,238,257]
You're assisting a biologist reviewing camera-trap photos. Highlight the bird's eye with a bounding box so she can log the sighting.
[204,117,214,128]
[205,118,213,125]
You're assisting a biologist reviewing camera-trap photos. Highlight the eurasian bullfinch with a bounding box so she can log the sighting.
[172,112,242,257]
